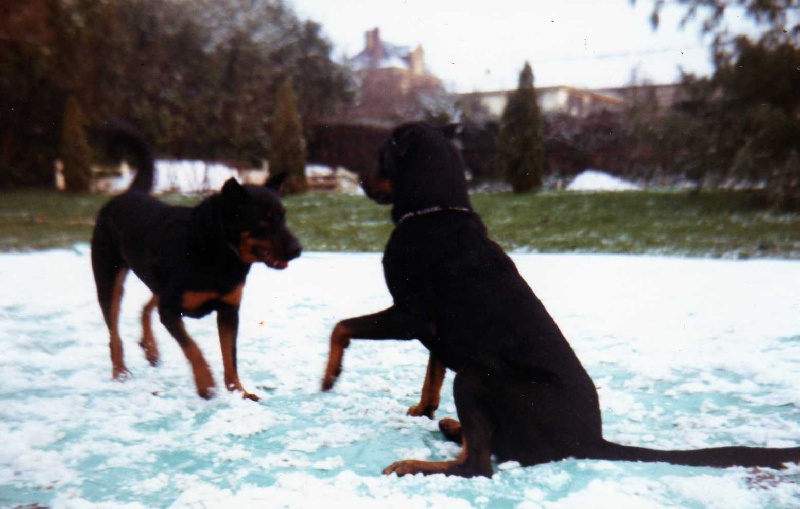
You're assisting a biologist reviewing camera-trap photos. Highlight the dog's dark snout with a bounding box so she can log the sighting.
[359,173,371,194]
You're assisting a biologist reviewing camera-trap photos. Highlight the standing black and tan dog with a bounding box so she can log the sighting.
[322,121,800,477]
[91,124,301,400]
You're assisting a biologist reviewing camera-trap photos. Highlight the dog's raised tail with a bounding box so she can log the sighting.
[585,440,800,469]
[93,121,155,193]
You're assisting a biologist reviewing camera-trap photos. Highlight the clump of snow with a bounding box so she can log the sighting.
[567,170,642,192]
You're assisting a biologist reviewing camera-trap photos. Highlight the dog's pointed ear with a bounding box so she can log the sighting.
[440,123,461,139]
[222,177,247,202]
[393,124,422,158]
[265,172,289,194]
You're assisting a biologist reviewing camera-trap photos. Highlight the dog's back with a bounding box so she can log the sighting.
[91,124,186,291]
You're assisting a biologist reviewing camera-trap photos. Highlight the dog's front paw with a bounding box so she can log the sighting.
[112,367,132,382]
[321,323,350,391]
[383,460,424,477]
[139,340,160,367]
[321,371,339,391]
[225,381,260,402]
[197,385,217,400]
[242,391,260,402]
[321,354,344,391]
[407,403,436,419]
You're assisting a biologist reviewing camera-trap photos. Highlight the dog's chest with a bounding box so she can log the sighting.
[382,234,431,300]
[179,283,244,318]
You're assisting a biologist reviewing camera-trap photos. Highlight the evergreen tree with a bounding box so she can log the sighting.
[496,62,545,193]
[640,0,800,208]
[59,96,92,192]
[0,0,354,187]
[270,78,307,194]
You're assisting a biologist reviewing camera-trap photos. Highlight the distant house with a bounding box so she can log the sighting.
[457,87,624,119]
[327,27,448,126]
[309,28,450,175]
[456,83,681,121]
[596,83,683,118]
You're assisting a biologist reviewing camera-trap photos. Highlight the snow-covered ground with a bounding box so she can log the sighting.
[2,249,800,508]
[566,170,641,192]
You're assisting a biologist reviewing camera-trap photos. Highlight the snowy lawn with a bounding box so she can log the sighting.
[2,248,800,508]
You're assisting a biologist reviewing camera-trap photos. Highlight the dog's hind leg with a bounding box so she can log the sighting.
[105,268,130,380]
[438,417,463,444]
[384,363,494,478]
[139,295,160,366]
[96,267,130,381]
[158,307,216,399]
[91,228,131,381]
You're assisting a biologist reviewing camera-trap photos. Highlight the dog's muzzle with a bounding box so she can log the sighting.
[240,234,302,269]
[361,172,393,204]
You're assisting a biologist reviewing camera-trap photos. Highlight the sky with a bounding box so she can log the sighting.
[288,0,745,92]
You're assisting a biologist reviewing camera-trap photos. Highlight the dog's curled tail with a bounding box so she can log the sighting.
[93,120,155,194]
[585,440,800,469]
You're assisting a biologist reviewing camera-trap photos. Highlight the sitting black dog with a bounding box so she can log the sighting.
[322,121,800,477]
[91,123,301,400]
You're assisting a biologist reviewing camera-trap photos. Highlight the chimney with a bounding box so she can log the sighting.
[408,45,425,75]
[365,28,381,67]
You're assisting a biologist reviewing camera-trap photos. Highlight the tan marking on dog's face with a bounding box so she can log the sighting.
[238,232,272,265]
[370,176,393,196]
[238,232,291,269]
[181,291,219,311]
[362,171,394,203]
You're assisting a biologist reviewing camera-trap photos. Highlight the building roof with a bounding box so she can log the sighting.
[348,28,412,71]
[347,28,427,76]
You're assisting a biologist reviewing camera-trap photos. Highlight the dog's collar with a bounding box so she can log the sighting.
[397,206,473,225]
[219,219,243,261]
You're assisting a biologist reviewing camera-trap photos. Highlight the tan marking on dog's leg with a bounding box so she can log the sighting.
[383,438,472,477]
[181,339,216,399]
[439,417,463,443]
[109,268,130,381]
[322,322,351,391]
[218,308,258,401]
[139,295,160,366]
[407,354,446,419]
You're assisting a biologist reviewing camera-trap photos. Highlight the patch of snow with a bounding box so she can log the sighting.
[566,170,642,192]
[100,162,363,195]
